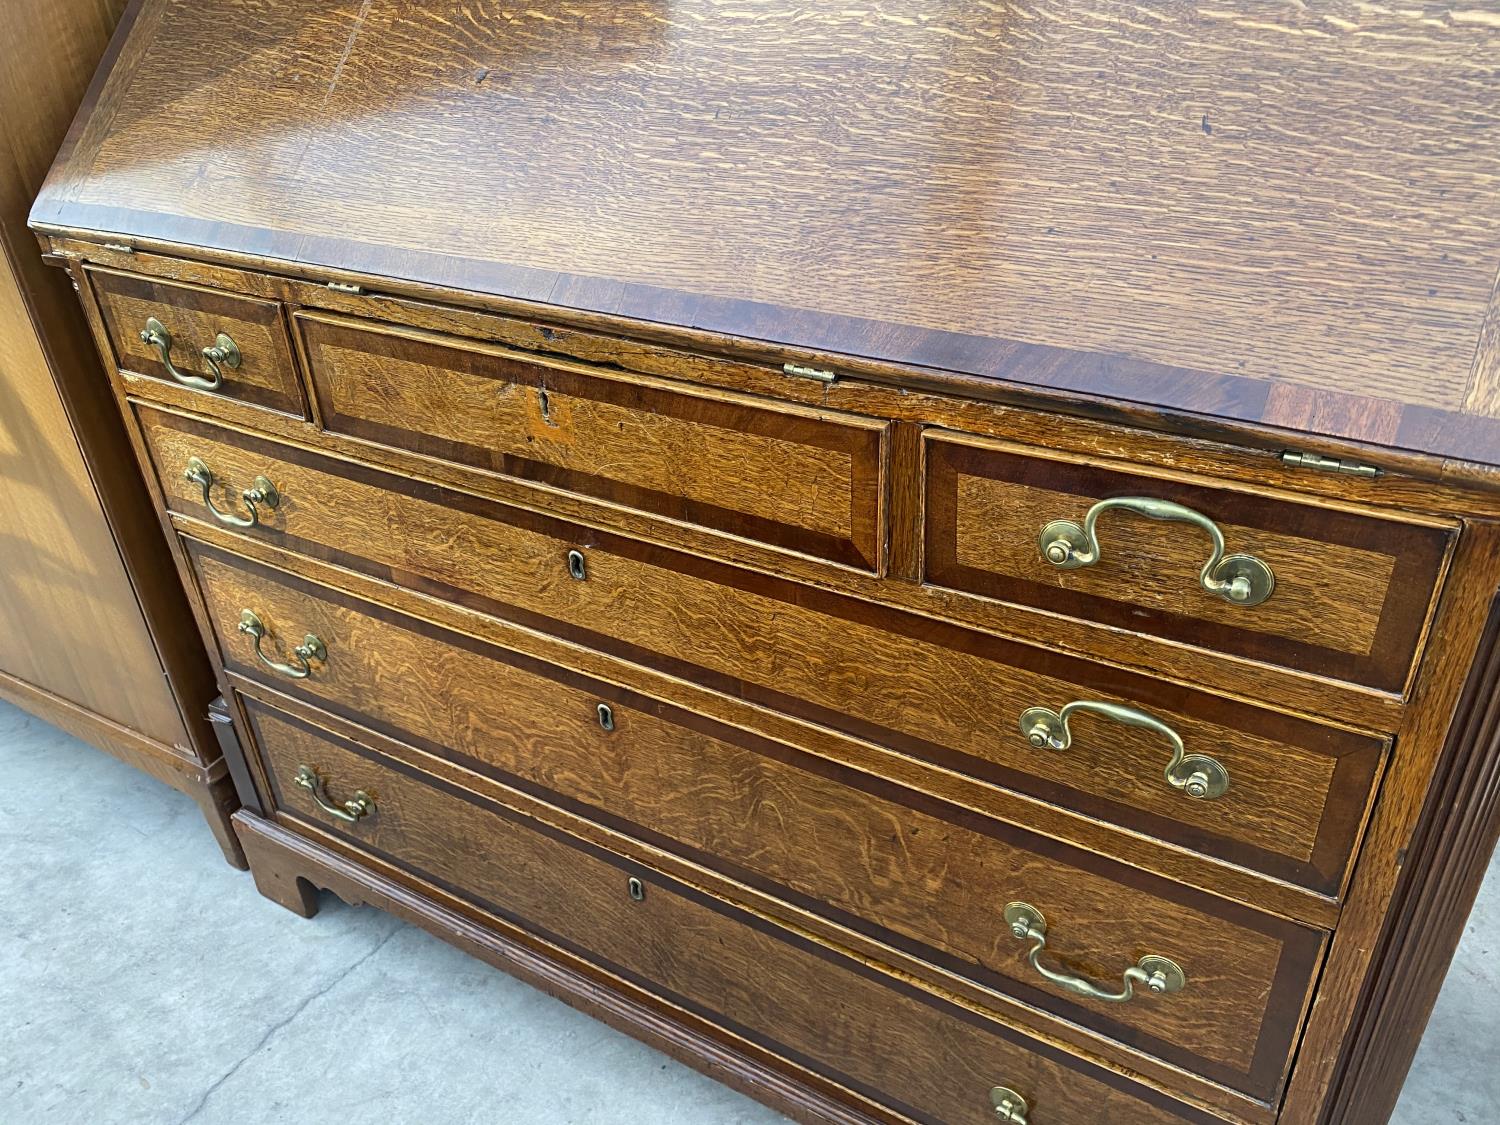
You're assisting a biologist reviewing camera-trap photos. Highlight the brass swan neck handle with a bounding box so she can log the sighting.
[238,609,327,680]
[1003,902,1186,1004]
[184,458,278,528]
[989,1087,1030,1123]
[1020,698,1230,801]
[1039,495,1275,607]
[140,316,240,391]
[293,765,374,824]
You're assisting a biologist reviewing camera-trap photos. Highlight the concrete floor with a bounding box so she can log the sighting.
[0,698,1494,1124]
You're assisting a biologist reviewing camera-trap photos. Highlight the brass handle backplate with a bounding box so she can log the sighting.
[139,316,241,391]
[1004,902,1186,1004]
[293,764,374,824]
[990,1087,1030,1124]
[1039,496,1274,606]
[184,457,278,528]
[1020,698,1229,800]
[238,609,327,680]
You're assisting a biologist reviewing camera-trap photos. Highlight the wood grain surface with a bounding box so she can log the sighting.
[60,241,1500,505]
[189,547,1324,1097]
[232,810,943,1125]
[299,312,887,569]
[0,0,246,864]
[235,819,957,1125]
[32,0,1500,468]
[1322,586,1500,1123]
[1274,522,1500,1124]
[56,248,1474,735]
[141,409,1387,899]
[205,518,1347,938]
[103,305,1441,733]
[0,0,187,745]
[40,4,1500,1118]
[244,697,1227,1125]
[0,254,188,743]
[88,267,305,416]
[926,432,1454,693]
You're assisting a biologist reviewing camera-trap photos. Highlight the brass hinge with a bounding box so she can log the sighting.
[783,362,838,384]
[326,280,364,294]
[1280,450,1382,479]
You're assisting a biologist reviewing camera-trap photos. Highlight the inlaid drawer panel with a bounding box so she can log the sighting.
[296,312,888,570]
[140,407,1388,899]
[242,695,1232,1124]
[88,268,305,417]
[192,545,1323,1098]
[925,431,1453,694]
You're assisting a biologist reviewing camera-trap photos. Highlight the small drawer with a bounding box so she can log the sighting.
[296,312,888,569]
[192,547,1324,1099]
[140,406,1388,900]
[924,431,1454,693]
[88,267,306,417]
[242,694,1229,1124]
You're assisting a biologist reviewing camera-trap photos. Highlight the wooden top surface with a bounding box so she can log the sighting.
[31,0,1500,469]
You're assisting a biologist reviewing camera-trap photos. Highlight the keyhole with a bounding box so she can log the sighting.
[627,877,645,902]
[597,703,615,731]
[567,549,587,581]
[537,387,555,425]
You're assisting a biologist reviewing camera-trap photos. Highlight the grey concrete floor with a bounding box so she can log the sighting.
[0,697,1494,1124]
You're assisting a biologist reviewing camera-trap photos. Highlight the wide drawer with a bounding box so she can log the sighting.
[192,544,1324,1099]
[142,407,1388,898]
[925,431,1453,693]
[88,268,306,417]
[241,694,1228,1125]
[296,312,888,570]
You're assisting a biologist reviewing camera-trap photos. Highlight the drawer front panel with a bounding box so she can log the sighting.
[925,432,1453,693]
[89,268,305,417]
[297,313,888,569]
[192,545,1322,1096]
[142,408,1387,897]
[243,696,1222,1125]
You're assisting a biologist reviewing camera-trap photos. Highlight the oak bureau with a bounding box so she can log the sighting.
[30,2,1500,1122]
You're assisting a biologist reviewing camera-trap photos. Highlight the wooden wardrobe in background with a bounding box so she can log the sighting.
[0,0,238,864]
